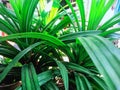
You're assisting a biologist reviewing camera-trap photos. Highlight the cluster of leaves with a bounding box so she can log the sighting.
[0,0,120,90]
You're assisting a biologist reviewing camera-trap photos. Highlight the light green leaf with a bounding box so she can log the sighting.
[77,36,120,90]
[76,0,86,30]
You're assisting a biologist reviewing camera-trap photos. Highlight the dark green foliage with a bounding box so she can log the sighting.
[0,0,120,90]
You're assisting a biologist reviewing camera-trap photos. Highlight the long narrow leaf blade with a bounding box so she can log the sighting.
[38,70,53,86]
[76,0,86,30]
[28,63,40,90]
[22,64,32,90]
[0,42,42,82]
[77,36,120,90]
[65,0,81,31]
[55,60,68,90]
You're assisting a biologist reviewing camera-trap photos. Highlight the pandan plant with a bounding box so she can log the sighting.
[0,0,120,90]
